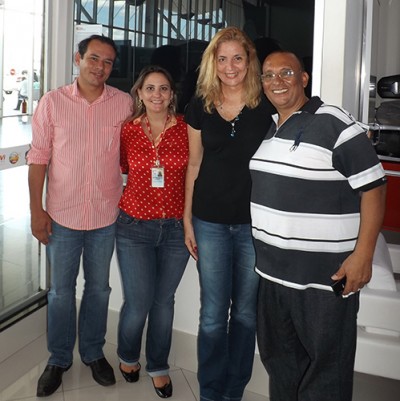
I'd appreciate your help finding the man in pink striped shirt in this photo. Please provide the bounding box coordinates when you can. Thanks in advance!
[27,35,133,397]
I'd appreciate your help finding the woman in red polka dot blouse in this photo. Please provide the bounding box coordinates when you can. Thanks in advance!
[116,65,190,399]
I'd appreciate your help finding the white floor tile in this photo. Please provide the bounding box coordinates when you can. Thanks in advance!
[2,393,65,401]
[181,369,199,400]
[1,339,400,401]
[0,360,56,400]
[181,368,268,401]
[243,391,269,401]
[63,370,197,401]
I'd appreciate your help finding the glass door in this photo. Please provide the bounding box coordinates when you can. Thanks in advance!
[0,0,46,330]
[0,0,43,119]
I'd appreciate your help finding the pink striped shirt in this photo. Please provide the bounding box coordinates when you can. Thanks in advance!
[27,80,133,230]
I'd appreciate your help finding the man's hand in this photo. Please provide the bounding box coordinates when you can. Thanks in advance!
[331,252,372,296]
[31,209,52,245]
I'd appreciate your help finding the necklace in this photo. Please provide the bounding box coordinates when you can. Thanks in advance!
[144,114,170,166]
[217,102,245,138]
[229,114,241,138]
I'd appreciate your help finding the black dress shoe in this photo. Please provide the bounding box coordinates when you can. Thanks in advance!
[36,364,71,397]
[119,362,141,382]
[84,357,116,386]
[152,377,173,398]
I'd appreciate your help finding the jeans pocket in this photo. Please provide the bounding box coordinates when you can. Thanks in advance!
[117,210,137,225]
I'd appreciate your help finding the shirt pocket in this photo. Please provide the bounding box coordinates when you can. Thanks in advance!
[104,125,122,152]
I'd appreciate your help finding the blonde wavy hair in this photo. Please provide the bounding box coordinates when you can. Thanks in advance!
[196,26,262,113]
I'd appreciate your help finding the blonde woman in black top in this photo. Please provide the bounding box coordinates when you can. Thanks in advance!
[184,27,274,401]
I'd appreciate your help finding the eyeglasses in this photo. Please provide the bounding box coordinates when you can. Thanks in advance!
[260,69,298,82]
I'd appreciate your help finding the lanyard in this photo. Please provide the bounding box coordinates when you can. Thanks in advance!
[144,114,170,166]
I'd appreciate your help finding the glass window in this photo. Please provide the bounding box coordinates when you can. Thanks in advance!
[74,0,315,110]
[97,0,111,26]
[0,0,46,330]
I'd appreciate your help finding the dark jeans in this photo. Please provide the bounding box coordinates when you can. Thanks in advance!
[257,279,359,401]
[116,211,189,376]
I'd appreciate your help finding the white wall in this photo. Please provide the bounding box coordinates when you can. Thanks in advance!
[319,0,347,106]
[173,259,200,333]
[342,0,365,119]
[316,0,368,115]
[44,0,74,91]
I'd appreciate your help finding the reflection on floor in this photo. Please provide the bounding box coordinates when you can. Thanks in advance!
[0,166,40,315]
[0,116,41,319]
[0,334,399,401]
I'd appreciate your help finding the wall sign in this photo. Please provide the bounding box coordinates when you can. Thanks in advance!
[0,144,30,170]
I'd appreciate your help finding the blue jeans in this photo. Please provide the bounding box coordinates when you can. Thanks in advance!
[46,221,116,367]
[116,211,189,377]
[193,217,259,401]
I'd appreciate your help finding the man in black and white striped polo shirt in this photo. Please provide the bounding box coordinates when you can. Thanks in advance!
[250,51,387,401]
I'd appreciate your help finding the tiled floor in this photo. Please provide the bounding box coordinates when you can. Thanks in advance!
[0,335,267,401]
[0,333,399,401]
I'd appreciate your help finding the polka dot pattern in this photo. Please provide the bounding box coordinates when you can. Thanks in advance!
[119,114,189,220]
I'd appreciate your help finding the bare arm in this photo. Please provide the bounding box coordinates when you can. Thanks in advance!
[332,184,386,295]
[28,164,52,245]
[183,125,203,260]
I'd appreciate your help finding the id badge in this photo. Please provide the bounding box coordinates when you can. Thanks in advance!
[151,166,165,188]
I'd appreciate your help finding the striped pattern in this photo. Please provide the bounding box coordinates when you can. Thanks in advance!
[27,81,133,230]
[250,97,386,289]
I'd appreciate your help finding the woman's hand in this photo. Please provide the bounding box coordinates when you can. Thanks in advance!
[183,217,198,260]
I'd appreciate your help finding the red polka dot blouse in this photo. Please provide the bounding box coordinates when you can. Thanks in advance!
[119,114,189,220]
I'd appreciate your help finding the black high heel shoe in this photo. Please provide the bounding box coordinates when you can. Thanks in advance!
[152,377,173,398]
[119,362,141,383]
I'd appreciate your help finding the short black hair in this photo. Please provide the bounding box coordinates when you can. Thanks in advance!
[77,34,118,59]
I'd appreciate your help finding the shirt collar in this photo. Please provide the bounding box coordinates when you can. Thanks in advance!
[300,96,323,114]
[272,96,323,124]
[71,78,110,101]
[133,113,178,127]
